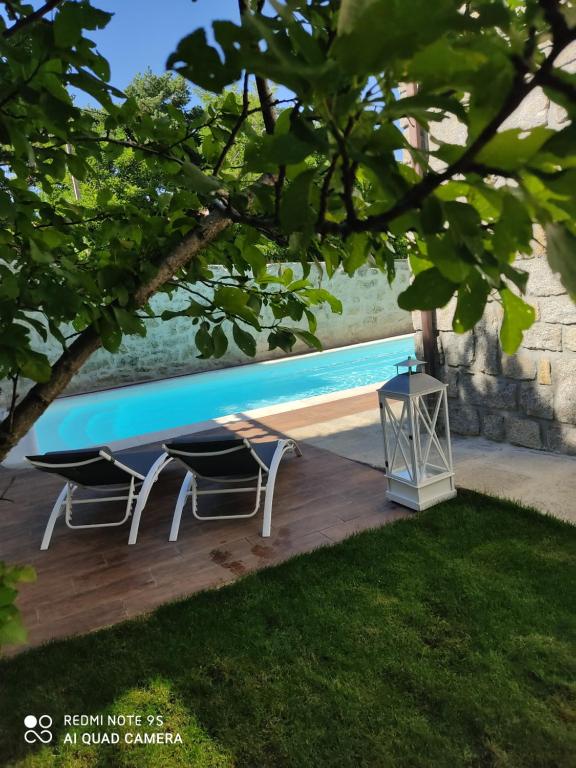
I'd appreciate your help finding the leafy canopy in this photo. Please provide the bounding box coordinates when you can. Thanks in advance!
[0,0,575,647]
[1,0,574,408]
[167,0,576,352]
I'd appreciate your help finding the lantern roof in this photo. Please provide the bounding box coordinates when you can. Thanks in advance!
[395,357,425,372]
[378,359,446,397]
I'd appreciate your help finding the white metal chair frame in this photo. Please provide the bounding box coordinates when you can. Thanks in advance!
[35,450,173,550]
[167,438,301,542]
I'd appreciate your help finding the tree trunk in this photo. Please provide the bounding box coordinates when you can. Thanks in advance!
[0,207,231,462]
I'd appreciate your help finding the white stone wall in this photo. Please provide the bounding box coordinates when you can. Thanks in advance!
[0,261,411,408]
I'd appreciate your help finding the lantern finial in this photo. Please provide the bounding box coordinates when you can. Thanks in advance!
[395,357,426,375]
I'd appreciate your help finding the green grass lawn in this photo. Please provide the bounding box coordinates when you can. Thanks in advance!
[1,490,575,768]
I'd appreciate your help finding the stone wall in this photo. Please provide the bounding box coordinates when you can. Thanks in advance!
[413,253,576,454]
[414,43,576,456]
[0,260,411,410]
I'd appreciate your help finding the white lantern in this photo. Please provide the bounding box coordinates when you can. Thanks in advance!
[378,358,456,511]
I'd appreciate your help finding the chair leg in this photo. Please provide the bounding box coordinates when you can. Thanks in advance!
[261,440,300,538]
[41,483,71,550]
[192,470,263,521]
[169,471,195,542]
[128,453,173,545]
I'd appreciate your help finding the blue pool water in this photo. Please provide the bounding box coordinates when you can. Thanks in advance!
[35,335,414,453]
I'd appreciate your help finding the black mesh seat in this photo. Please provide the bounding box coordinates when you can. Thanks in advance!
[163,435,302,541]
[27,446,172,550]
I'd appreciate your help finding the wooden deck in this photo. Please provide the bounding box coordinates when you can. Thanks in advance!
[1,393,410,652]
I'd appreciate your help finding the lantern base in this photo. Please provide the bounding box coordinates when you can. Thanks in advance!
[386,475,456,512]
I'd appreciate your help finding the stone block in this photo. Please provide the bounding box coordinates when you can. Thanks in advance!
[563,326,576,352]
[554,359,576,424]
[501,354,536,380]
[547,423,576,455]
[521,323,562,351]
[470,330,501,375]
[522,257,566,296]
[520,383,554,420]
[448,404,480,436]
[537,358,552,385]
[435,298,457,331]
[459,373,517,410]
[444,367,459,398]
[539,295,576,325]
[413,330,424,360]
[482,413,505,442]
[411,311,422,331]
[441,331,475,367]
[506,417,542,450]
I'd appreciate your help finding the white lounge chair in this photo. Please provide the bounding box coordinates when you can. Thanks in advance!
[26,447,172,549]
[162,436,301,541]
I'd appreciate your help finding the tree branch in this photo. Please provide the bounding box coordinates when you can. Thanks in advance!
[255,76,277,135]
[2,0,63,38]
[0,206,231,461]
[238,0,277,134]
[321,25,576,235]
[213,73,250,175]
[538,69,576,103]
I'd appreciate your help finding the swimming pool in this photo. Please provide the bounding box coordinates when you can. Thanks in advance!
[20,334,414,458]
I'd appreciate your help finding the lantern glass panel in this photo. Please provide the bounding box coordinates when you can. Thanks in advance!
[411,392,451,481]
[381,396,416,483]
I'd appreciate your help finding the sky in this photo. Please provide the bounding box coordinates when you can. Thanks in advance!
[69,0,242,105]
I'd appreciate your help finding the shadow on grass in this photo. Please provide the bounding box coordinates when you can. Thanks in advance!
[1,490,575,768]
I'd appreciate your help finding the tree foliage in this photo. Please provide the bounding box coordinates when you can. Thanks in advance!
[0,0,576,645]
[0,0,572,463]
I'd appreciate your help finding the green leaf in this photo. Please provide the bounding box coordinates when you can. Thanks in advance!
[19,351,51,383]
[279,169,316,233]
[5,564,36,584]
[97,316,122,353]
[476,127,554,172]
[212,324,228,358]
[337,0,378,34]
[242,245,267,277]
[333,0,464,76]
[0,608,27,646]
[112,308,146,337]
[233,324,256,357]
[453,271,490,333]
[246,133,314,171]
[493,195,533,262]
[29,239,53,264]
[54,2,112,47]
[444,202,482,252]
[268,329,296,353]
[167,29,240,92]
[499,288,536,354]
[398,268,457,311]
[420,196,443,234]
[292,328,322,350]
[321,243,341,278]
[409,252,433,276]
[214,286,252,318]
[195,323,214,358]
[0,585,17,608]
[343,234,369,275]
[0,270,19,300]
[545,223,576,300]
[426,235,471,283]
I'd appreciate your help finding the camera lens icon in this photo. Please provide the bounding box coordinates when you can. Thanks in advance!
[24,715,53,744]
